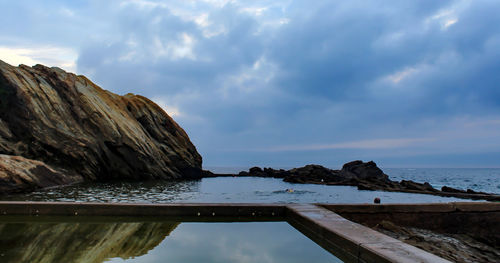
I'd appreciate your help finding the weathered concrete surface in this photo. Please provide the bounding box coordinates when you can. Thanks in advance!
[286,204,451,263]
[322,203,500,262]
[0,202,286,219]
[321,202,500,213]
[0,60,202,193]
[0,154,83,193]
[0,219,177,263]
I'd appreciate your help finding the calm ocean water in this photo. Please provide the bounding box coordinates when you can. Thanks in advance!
[2,168,498,203]
[384,168,500,194]
[208,167,500,194]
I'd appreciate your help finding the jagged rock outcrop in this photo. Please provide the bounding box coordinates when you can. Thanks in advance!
[205,160,500,201]
[232,161,391,186]
[0,220,178,263]
[0,60,202,193]
[340,160,389,182]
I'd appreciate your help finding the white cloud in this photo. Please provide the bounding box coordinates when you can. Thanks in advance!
[194,13,210,27]
[152,33,196,60]
[172,33,196,60]
[219,56,277,97]
[385,67,419,84]
[0,46,78,73]
[120,0,168,9]
[151,97,182,117]
[443,18,458,29]
[264,138,435,152]
[240,7,267,16]
[192,13,228,38]
[426,7,460,31]
[431,9,454,20]
[118,51,137,62]
[279,18,290,25]
[200,0,235,8]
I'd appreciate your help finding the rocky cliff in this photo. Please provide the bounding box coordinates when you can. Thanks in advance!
[0,60,202,193]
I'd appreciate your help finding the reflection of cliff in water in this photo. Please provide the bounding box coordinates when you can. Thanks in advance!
[0,219,179,263]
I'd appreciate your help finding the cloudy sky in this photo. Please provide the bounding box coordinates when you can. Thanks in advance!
[2,0,500,168]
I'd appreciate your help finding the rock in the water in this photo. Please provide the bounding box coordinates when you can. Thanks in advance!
[284,164,346,184]
[400,180,437,192]
[0,154,83,193]
[0,60,202,193]
[207,160,500,201]
[340,160,389,182]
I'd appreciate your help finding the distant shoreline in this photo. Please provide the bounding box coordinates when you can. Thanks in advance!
[202,161,500,202]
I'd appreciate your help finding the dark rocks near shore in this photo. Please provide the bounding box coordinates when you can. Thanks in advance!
[372,221,500,263]
[0,60,202,194]
[205,160,500,201]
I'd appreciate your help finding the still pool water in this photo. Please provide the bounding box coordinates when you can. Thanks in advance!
[0,218,341,263]
[2,176,475,203]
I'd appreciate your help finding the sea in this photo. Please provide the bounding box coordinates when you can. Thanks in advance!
[2,168,498,203]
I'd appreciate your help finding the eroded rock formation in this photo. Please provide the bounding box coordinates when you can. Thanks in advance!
[0,60,202,193]
[0,154,83,193]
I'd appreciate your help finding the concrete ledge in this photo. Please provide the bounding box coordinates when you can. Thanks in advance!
[320,202,500,213]
[0,201,286,219]
[286,204,451,263]
[453,202,500,212]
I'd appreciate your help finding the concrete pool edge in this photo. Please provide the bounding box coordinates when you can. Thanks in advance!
[2,201,491,263]
[0,201,286,218]
[287,204,451,263]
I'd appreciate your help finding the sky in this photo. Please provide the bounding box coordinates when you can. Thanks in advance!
[1,0,500,168]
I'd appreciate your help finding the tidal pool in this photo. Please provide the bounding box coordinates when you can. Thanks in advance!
[3,177,471,203]
[0,217,342,263]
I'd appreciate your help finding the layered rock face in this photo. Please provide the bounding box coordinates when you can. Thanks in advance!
[0,154,83,193]
[0,60,202,193]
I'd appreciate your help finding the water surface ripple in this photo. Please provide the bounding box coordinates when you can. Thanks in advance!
[3,176,489,203]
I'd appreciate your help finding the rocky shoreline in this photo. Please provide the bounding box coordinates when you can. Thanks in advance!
[203,160,500,201]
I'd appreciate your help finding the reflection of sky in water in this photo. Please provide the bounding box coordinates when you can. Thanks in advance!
[3,176,477,203]
[0,219,340,263]
[107,222,341,263]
